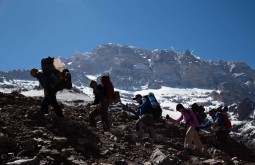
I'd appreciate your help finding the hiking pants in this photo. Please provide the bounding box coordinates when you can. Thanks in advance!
[89,103,110,132]
[184,125,202,150]
[135,114,156,141]
[41,94,63,118]
[216,131,234,156]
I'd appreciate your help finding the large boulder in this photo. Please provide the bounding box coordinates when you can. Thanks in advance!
[237,97,255,120]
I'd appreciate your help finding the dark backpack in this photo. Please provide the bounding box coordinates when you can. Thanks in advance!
[190,103,207,124]
[219,113,232,132]
[41,57,72,92]
[144,92,162,119]
[100,74,115,101]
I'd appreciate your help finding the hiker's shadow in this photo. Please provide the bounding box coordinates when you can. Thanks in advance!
[52,115,101,157]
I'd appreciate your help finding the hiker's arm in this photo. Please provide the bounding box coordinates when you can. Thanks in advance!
[169,115,183,124]
[137,98,148,115]
[97,85,105,102]
[213,113,222,126]
[199,121,211,129]
[36,72,47,89]
[92,97,99,105]
[130,108,140,117]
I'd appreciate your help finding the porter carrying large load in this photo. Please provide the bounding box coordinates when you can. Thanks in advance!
[41,56,72,91]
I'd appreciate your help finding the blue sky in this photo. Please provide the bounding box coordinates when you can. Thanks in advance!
[0,0,254,71]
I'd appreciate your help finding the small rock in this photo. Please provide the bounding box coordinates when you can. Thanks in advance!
[114,159,128,165]
[77,138,89,145]
[32,130,44,136]
[6,156,39,165]
[203,158,222,165]
[53,136,68,149]
[0,133,9,146]
[100,149,110,156]
[2,126,13,135]
[21,140,35,152]
[144,142,152,148]
[67,155,88,165]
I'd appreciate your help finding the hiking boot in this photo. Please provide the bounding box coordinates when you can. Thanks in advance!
[183,147,195,154]
[55,111,64,118]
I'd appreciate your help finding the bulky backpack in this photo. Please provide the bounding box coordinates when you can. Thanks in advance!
[41,56,72,92]
[219,113,232,132]
[191,103,207,124]
[144,92,162,119]
[100,74,115,101]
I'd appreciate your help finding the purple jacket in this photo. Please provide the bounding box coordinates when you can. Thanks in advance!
[170,109,200,127]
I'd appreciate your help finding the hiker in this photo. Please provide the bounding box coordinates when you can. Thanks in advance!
[166,103,203,150]
[88,80,110,132]
[218,106,229,117]
[218,106,232,134]
[127,94,156,141]
[200,109,233,155]
[30,68,64,118]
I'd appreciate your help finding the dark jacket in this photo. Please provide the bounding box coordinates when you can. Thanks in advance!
[36,72,48,89]
[92,84,106,105]
[36,71,57,95]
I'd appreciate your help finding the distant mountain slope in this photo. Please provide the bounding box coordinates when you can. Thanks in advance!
[1,43,255,105]
[61,44,255,104]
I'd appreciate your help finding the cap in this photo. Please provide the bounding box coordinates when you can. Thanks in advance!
[222,106,228,112]
[176,103,184,110]
[89,80,97,88]
[132,94,142,100]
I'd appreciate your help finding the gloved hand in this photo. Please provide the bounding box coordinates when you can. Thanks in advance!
[166,114,170,119]
[30,68,38,78]
[195,127,200,132]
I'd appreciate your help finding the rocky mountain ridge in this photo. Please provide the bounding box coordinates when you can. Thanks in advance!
[1,43,255,105]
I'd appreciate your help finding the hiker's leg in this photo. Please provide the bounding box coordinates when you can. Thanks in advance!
[141,114,156,140]
[49,95,63,118]
[193,130,203,150]
[100,104,110,132]
[217,132,234,156]
[41,96,49,114]
[89,107,100,127]
[147,126,156,141]
[135,118,143,138]
[184,125,195,148]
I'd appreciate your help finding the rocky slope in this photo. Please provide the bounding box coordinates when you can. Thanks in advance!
[0,92,254,165]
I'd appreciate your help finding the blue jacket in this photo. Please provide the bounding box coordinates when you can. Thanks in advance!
[200,112,225,130]
[130,97,149,117]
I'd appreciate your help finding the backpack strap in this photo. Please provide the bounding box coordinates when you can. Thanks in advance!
[142,96,152,114]
[186,109,193,124]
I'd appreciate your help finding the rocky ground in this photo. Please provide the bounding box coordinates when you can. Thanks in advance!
[0,92,255,165]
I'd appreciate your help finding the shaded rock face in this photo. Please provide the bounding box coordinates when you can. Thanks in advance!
[237,97,255,120]
[0,92,254,164]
